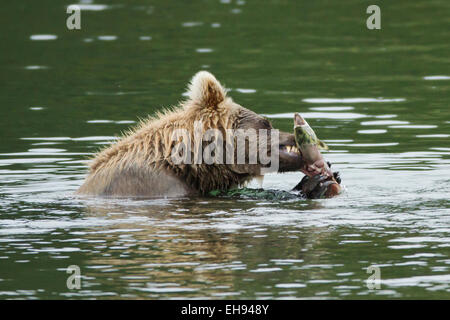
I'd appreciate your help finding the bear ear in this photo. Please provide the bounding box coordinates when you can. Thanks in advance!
[187,71,226,108]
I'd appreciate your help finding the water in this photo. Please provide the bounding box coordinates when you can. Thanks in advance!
[0,0,449,299]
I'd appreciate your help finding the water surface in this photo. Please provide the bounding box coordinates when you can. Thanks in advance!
[0,0,449,299]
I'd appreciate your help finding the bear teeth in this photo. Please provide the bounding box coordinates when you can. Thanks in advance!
[285,146,299,154]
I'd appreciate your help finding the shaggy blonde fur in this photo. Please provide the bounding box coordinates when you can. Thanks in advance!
[77,71,255,197]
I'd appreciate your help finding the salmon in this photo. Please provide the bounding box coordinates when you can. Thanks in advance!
[293,113,332,177]
[293,113,342,198]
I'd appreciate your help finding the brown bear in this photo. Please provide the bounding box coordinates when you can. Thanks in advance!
[77,71,308,198]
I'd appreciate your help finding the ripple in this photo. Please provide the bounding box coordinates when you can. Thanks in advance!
[383,274,450,287]
[423,75,450,80]
[75,4,110,11]
[21,137,71,141]
[250,267,282,273]
[134,287,197,293]
[262,112,367,119]
[340,240,371,244]
[390,236,450,243]
[116,120,135,124]
[75,136,117,141]
[30,34,57,41]
[388,244,427,249]
[86,90,150,96]
[310,106,354,111]
[375,114,398,119]
[1,0,449,302]
[29,148,66,153]
[87,120,135,124]
[33,247,80,253]
[87,120,111,124]
[212,291,241,297]
[97,35,118,41]
[358,129,387,134]
[303,98,406,104]
[235,88,256,93]
[404,253,444,259]
[21,136,118,142]
[275,283,306,288]
[182,22,203,27]
[348,142,399,147]
[270,259,304,264]
[389,125,438,129]
[25,66,48,70]
[430,147,450,151]
[196,48,214,53]
[0,158,68,165]
[361,120,409,126]
[416,134,449,138]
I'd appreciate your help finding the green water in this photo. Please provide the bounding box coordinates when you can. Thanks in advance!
[0,0,449,299]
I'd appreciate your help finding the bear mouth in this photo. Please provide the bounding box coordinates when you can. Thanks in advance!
[279,144,303,162]
[280,145,300,155]
[277,143,305,173]
[279,143,332,178]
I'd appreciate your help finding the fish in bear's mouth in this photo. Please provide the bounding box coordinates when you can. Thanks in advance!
[278,140,328,177]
